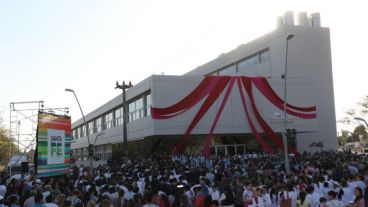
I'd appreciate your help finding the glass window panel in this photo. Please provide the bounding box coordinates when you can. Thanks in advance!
[81,125,86,137]
[260,50,270,63]
[96,117,102,132]
[136,98,143,108]
[145,94,151,116]
[88,121,94,135]
[238,54,258,70]
[78,127,82,138]
[104,112,113,129]
[73,129,77,139]
[115,107,123,126]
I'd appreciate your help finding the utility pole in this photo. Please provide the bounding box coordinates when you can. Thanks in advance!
[115,81,133,159]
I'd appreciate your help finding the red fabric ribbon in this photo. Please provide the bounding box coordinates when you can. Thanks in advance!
[251,77,316,119]
[236,77,275,154]
[151,76,316,156]
[152,76,221,119]
[203,78,236,158]
[173,77,231,154]
[241,77,300,155]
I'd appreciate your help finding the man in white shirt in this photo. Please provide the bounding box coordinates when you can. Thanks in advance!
[305,186,318,207]
[326,191,344,207]
[0,183,6,197]
[261,187,272,207]
[210,184,220,202]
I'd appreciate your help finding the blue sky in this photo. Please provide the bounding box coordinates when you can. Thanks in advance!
[1,0,368,134]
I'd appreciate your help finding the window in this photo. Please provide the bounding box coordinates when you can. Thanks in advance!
[73,129,77,140]
[146,94,151,116]
[96,117,102,132]
[129,97,144,122]
[115,107,124,126]
[238,54,258,69]
[129,102,135,122]
[218,65,236,75]
[88,121,94,135]
[260,50,270,63]
[77,127,82,139]
[81,125,86,138]
[136,98,144,119]
[104,112,113,130]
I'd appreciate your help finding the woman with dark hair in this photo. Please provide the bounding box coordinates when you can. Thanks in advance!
[219,185,234,207]
[298,192,307,207]
[348,187,365,207]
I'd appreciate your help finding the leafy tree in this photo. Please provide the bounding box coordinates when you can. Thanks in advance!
[353,124,368,139]
[0,116,19,167]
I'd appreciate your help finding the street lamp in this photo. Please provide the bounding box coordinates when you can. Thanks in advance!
[354,117,368,128]
[65,88,93,175]
[282,33,294,174]
[115,81,133,159]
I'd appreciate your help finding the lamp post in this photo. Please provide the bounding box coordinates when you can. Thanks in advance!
[354,117,368,129]
[282,34,294,174]
[65,88,93,175]
[115,81,133,159]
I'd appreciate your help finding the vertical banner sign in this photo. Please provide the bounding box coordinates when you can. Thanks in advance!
[35,112,71,177]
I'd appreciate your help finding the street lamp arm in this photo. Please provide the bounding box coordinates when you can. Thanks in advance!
[65,89,90,145]
[354,117,368,128]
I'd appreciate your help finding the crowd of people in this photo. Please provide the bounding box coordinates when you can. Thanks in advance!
[1,151,368,207]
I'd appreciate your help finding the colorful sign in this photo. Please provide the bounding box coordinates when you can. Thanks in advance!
[35,112,71,177]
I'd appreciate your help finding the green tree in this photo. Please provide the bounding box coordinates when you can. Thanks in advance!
[0,117,19,167]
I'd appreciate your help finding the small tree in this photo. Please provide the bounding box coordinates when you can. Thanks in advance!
[0,116,19,166]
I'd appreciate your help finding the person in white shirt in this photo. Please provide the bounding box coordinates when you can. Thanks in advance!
[305,186,317,207]
[339,179,354,206]
[288,188,299,207]
[0,183,6,197]
[326,191,344,207]
[210,184,220,202]
[261,187,272,207]
[243,184,253,206]
[250,188,264,207]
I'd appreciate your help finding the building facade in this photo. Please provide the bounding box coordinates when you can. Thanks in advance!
[71,17,337,165]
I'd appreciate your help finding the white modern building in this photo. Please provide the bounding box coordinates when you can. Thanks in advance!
[71,12,337,165]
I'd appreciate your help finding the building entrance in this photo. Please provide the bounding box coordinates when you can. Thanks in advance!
[210,144,246,156]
